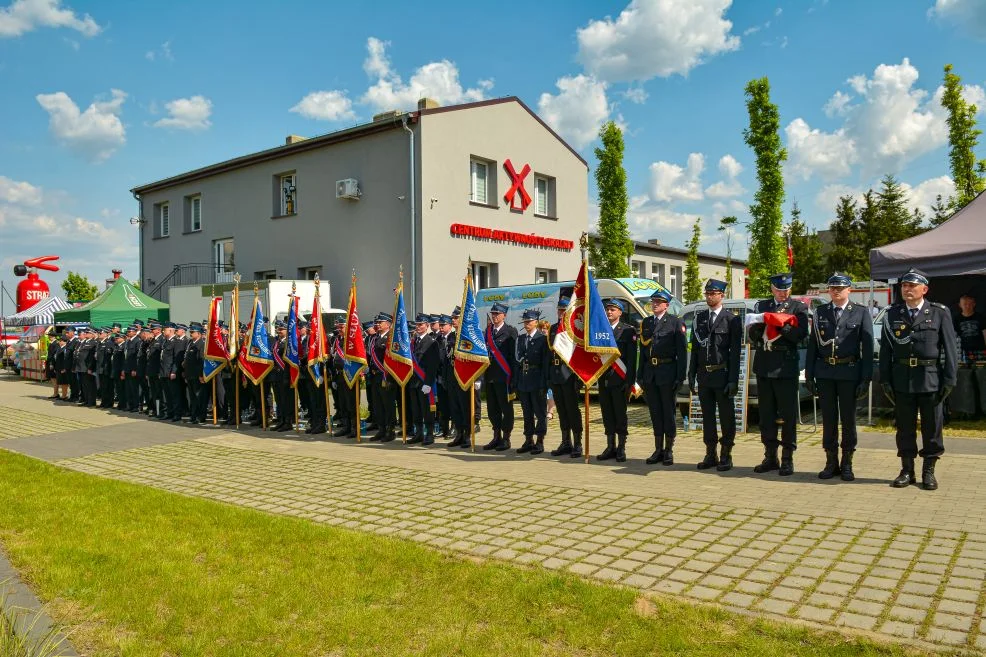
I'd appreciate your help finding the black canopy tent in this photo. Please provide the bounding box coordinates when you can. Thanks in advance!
[870,190,986,307]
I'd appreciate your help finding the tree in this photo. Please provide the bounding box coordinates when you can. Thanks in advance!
[930,194,953,226]
[874,174,923,247]
[787,202,825,294]
[743,77,788,296]
[941,64,986,208]
[683,218,702,303]
[61,271,99,303]
[718,215,738,296]
[826,196,867,281]
[590,121,632,277]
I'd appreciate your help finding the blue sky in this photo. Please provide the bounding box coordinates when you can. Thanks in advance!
[2,0,985,299]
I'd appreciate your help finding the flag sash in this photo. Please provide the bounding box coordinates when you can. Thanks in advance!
[410,345,436,411]
[485,323,511,387]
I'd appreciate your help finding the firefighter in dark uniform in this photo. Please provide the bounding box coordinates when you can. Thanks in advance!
[638,288,687,466]
[747,272,810,476]
[183,322,206,423]
[137,324,151,412]
[272,320,294,431]
[596,298,637,463]
[368,313,397,442]
[100,327,117,408]
[61,326,79,401]
[146,321,164,416]
[482,302,518,451]
[122,324,139,411]
[548,295,584,458]
[329,318,356,437]
[160,322,180,421]
[688,279,742,471]
[111,330,127,407]
[514,308,550,455]
[408,313,440,446]
[362,321,378,433]
[93,327,109,406]
[806,274,874,481]
[74,326,97,407]
[879,268,958,490]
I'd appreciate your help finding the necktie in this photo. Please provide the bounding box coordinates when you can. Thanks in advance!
[834,307,842,322]
[909,308,918,322]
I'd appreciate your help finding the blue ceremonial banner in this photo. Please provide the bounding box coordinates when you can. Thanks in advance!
[384,278,413,386]
[286,294,301,388]
[585,268,618,353]
[203,358,223,381]
[240,293,274,385]
[453,271,489,390]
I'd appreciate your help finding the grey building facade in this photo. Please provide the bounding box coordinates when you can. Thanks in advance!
[132,97,589,316]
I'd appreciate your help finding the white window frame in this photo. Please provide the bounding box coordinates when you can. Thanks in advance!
[470,160,488,205]
[472,261,493,290]
[160,203,170,237]
[670,266,681,298]
[280,174,297,216]
[534,268,556,284]
[190,195,202,232]
[535,176,548,215]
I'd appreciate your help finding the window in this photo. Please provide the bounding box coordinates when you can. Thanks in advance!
[214,239,234,283]
[535,268,557,284]
[669,266,682,298]
[471,261,497,290]
[255,270,277,280]
[278,173,297,216]
[299,266,321,280]
[184,194,202,233]
[652,263,665,286]
[470,160,488,204]
[631,260,646,278]
[533,175,555,217]
[158,202,170,237]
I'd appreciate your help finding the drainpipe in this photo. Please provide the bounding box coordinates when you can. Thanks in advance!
[131,190,144,289]
[402,114,416,314]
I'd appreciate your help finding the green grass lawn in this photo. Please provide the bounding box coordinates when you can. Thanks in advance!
[0,450,933,657]
[861,416,986,439]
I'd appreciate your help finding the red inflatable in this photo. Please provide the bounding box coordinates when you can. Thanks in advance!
[13,255,60,313]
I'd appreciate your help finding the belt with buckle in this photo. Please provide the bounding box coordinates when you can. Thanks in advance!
[705,363,726,372]
[823,356,857,365]
[552,358,560,366]
[650,357,674,365]
[522,363,529,372]
[897,357,937,367]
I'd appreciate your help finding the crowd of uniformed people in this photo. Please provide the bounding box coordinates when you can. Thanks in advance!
[42,266,957,490]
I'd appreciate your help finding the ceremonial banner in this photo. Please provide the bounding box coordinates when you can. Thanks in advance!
[203,296,226,383]
[285,293,301,388]
[342,277,368,388]
[239,294,274,385]
[308,292,327,386]
[384,277,413,386]
[454,271,489,390]
[226,286,239,361]
[552,260,620,386]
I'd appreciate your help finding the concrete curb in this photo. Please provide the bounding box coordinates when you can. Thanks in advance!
[0,545,78,656]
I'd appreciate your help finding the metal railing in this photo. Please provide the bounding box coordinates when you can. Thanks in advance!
[147,263,234,301]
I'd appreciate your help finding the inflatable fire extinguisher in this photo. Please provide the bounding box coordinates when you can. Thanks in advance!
[13,255,60,313]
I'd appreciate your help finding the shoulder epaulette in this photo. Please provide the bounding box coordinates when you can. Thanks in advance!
[932,302,948,311]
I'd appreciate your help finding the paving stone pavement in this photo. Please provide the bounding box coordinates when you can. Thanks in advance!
[3,375,986,652]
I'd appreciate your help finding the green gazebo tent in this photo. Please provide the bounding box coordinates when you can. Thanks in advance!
[54,277,170,326]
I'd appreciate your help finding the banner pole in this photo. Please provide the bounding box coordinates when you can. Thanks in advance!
[323,375,331,430]
[235,365,240,429]
[212,378,217,425]
[470,385,475,452]
[295,385,299,430]
[584,386,590,463]
[355,377,362,443]
[401,386,407,443]
[261,381,267,430]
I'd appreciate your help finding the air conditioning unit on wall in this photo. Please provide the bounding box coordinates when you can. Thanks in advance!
[336,178,361,200]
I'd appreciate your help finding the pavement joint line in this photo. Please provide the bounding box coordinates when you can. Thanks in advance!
[967,556,986,649]
[788,519,853,615]
[917,531,967,642]
[780,520,845,618]
[707,512,791,602]
[748,517,821,606]
[873,527,930,627]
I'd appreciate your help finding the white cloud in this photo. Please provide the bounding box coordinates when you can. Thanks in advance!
[814,183,864,216]
[704,153,745,198]
[145,40,173,62]
[823,90,852,117]
[622,87,648,104]
[290,90,356,121]
[576,0,740,83]
[930,0,986,39]
[537,75,611,149]
[648,152,705,203]
[785,118,857,180]
[36,88,126,162]
[626,194,702,240]
[153,95,212,130]
[0,0,100,38]
[0,176,42,205]
[902,175,955,214]
[359,37,493,112]
[743,25,761,36]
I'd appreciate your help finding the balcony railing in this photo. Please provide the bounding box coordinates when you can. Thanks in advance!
[147,263,235,301]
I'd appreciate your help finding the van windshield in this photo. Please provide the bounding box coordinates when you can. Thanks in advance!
[635,293,684,317]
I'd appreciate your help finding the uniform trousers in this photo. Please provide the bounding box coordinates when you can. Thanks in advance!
[518,388,547,438]
[408,386,434,429]
[448,382,469,431]
[370,378,396,431]
[818,378,858,452]
[147,377,162,415]
[126,374,140,411]
[165,377,181,419]
[80,372,97,406]
[757,376,800,451]
[100,372,115,407]
[551,378,582,436]
[598,380,628,437]
[436,382,449,432]
[894,391,945,458]
[307,379,327,430]
[115,375,126,409]
[698,385,735,448]
[187,378,204,422]
[334,375,355,423]
[275,378,293,424]
[484,380,513,434]
[643,382,677,440]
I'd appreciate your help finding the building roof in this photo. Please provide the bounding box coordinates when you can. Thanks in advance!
[590,234,747,266]
[131,97,586,196]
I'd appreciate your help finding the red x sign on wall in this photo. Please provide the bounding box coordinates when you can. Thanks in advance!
[503,159,532,212]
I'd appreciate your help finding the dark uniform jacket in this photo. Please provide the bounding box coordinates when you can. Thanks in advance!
[879,301,958,394]
[409,332,439,390]
[299,333,310,381]
[137,337,149,378]
[547,323,575,386]
[73,338,95,373]
[483,323,518,387]
[328,333,345,379]
[688,307,742,388]
[100,338,115,375]
[806,302,874,382]
[160,336,178,377]
[515,329,550,392]
[174,335,189,378]
[437,330,455,387]
[599,321,637,390]
[637,313,687,386]
[146,334,163,377]
[748,297,810,378]
[93,338,108,375]
[46,340,60,378]
[111,339,126,377]
[183,337,204,381]
[367,332,389,382]
[62,337,79,372]
[125,335,140,373]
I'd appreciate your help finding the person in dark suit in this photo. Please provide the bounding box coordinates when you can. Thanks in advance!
[124,325,141,411]
[182,323,206,423]
[879,268,958,490]
[271,321,294,431]
[514,308,550,455]
[45,334,61,398]
[61,326,79,402]
[407,313,440,446]
[99,327,116,408]
[52,335,69,399]
[145,321,164,416]
[159,323,181,421]
[482,302,518,451]
[111,331,127,406]
[688,279,743,471]
[448,307,477,449]
[548,296,583,458]
[367,313,397,442]
[328,318,356,437]
[747,272,810,476]
[74,326,97,407]
[806,274,874,481]
[92,327,107,403]
[137,325,151,413]
[638,288,687,466]
[362,321,378,433]
[596,298,637,463]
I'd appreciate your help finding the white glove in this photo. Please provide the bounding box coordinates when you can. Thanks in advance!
[474,381,481,390]
[744,313,764,327]
[421,385,431,394]
[331,381,337,390]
